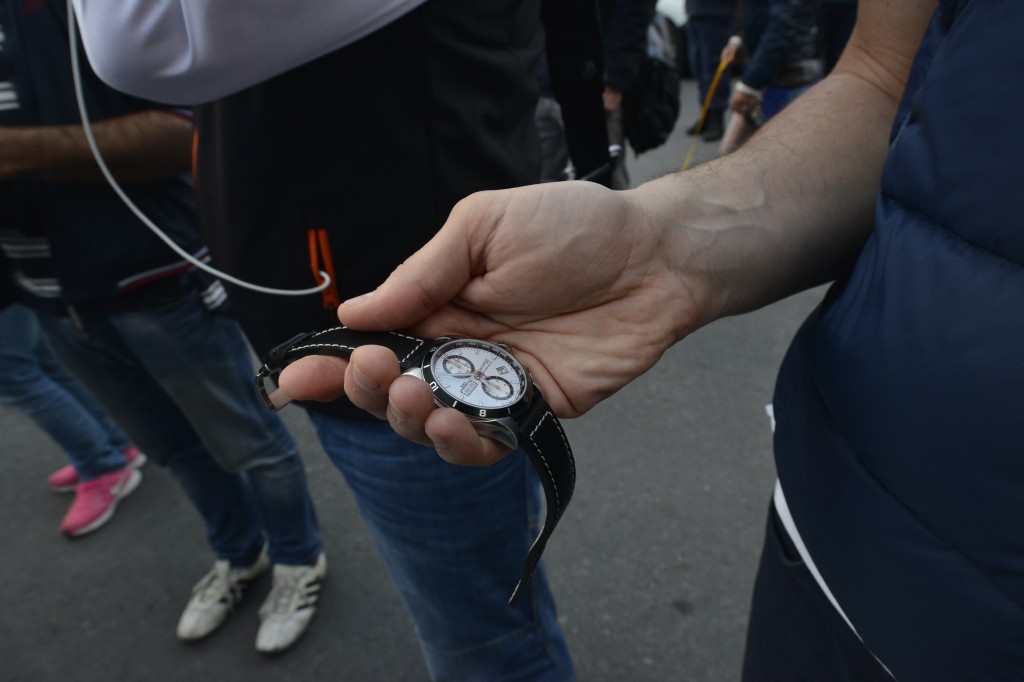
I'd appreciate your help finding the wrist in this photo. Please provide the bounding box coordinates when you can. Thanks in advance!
[632,165,776,328]
[627,176,742,333]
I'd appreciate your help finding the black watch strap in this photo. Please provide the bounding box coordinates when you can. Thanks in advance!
[265,326,430,370]
[256,326,431,411]
[256,325,576,609]
[508,387,576,607]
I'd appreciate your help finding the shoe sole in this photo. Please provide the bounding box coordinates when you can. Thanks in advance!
[63,469,143,537]
[49,453,148,495]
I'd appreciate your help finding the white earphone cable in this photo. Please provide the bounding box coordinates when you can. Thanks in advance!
[66,0,331,298]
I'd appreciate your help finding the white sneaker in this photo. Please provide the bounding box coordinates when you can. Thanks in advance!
[256,552,327,653]
[176,550,270,641]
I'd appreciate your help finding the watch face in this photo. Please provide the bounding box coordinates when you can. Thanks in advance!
[424,338,530,416]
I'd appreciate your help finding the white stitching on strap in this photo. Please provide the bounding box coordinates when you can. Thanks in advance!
[528,409,573,518]
[288,327,425,364]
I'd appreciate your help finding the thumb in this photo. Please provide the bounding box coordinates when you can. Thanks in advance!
[337,204,476,332]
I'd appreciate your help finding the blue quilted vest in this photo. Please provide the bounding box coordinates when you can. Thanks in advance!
[772,1,1024,678]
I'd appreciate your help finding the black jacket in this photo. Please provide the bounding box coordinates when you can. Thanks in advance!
[597,0,660,92]
[0,0,203,314]
[194,0,549,418]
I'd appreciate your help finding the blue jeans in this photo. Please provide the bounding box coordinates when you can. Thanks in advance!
[0,303,130,479]
[762,82,818,121]
[36,280,322,567]
[310,413,574,681]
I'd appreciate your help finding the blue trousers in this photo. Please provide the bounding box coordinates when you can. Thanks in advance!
[311,413,574,681]
[0,303,130,479]
[36,281,322,567]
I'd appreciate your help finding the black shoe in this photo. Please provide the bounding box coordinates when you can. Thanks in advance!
[685,119,701,136]
[700,111,725,142]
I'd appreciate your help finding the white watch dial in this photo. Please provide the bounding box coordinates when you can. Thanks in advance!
[429,339,527,409]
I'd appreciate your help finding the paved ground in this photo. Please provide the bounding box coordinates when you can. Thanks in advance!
[0,81,828,681]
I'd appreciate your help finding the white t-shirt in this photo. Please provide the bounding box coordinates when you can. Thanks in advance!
[69,0,428,104]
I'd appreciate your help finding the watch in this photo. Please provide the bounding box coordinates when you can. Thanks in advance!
[255,326,576,607]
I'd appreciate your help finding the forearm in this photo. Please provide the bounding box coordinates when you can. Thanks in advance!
[634,2,934,331]
[0,111,191,182]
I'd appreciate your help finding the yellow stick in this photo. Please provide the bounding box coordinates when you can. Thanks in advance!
[681,57,732,171]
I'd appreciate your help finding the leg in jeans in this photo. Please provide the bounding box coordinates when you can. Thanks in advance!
[0,304,127,479]
[96,291,322,566]
[311,413,573,682]
[39,309,267,564]
[37,337,132,455]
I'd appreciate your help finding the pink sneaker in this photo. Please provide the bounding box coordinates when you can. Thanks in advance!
[59,464,142,537]
[48,446,147,493]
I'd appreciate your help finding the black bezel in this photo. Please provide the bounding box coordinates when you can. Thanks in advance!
[420,337,533,420]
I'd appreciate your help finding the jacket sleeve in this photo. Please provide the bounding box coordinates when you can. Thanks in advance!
[742,0,818,90]
[69,0,427,104]
[601,0,660,92]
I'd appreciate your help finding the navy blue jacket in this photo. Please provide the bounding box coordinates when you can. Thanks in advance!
[740,0,820,90]
[0,0,203,312]
[773,1,1024,677]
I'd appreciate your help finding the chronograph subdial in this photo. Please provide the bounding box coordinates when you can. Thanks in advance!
[480,375,514,401]
[441,355,475,377]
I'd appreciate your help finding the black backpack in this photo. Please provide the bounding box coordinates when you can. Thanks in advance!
[623,13,681,155]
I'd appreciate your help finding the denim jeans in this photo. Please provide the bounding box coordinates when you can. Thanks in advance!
[0,303,130,479]
[310,413,574,681]
[762,82,817,121]
[36,281,322,567]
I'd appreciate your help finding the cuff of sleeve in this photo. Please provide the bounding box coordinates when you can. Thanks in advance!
[735,81,764,100]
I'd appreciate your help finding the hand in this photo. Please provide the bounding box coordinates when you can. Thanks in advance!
[279,181,701,465]
[730,90,760,117]
[721,37,742,65]
[602,86,623,113]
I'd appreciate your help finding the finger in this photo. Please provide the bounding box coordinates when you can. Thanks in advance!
[277,355,348,402]
[422,408,516,467]
[384,374,440,447]
[344,345,403,419]
[337,191,496,331]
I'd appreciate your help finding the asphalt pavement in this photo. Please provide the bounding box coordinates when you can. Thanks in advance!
[0,81,828,681]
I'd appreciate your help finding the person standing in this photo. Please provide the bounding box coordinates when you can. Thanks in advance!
[719,0,823,155]
[598,0,660,187]
[276,1,1024,678]
[71,0,575,678]
[0,1,325,653]
[0,301,144,534]
[684,0,736,141]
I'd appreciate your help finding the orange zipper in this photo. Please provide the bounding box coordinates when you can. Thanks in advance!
[308,228,341,310]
